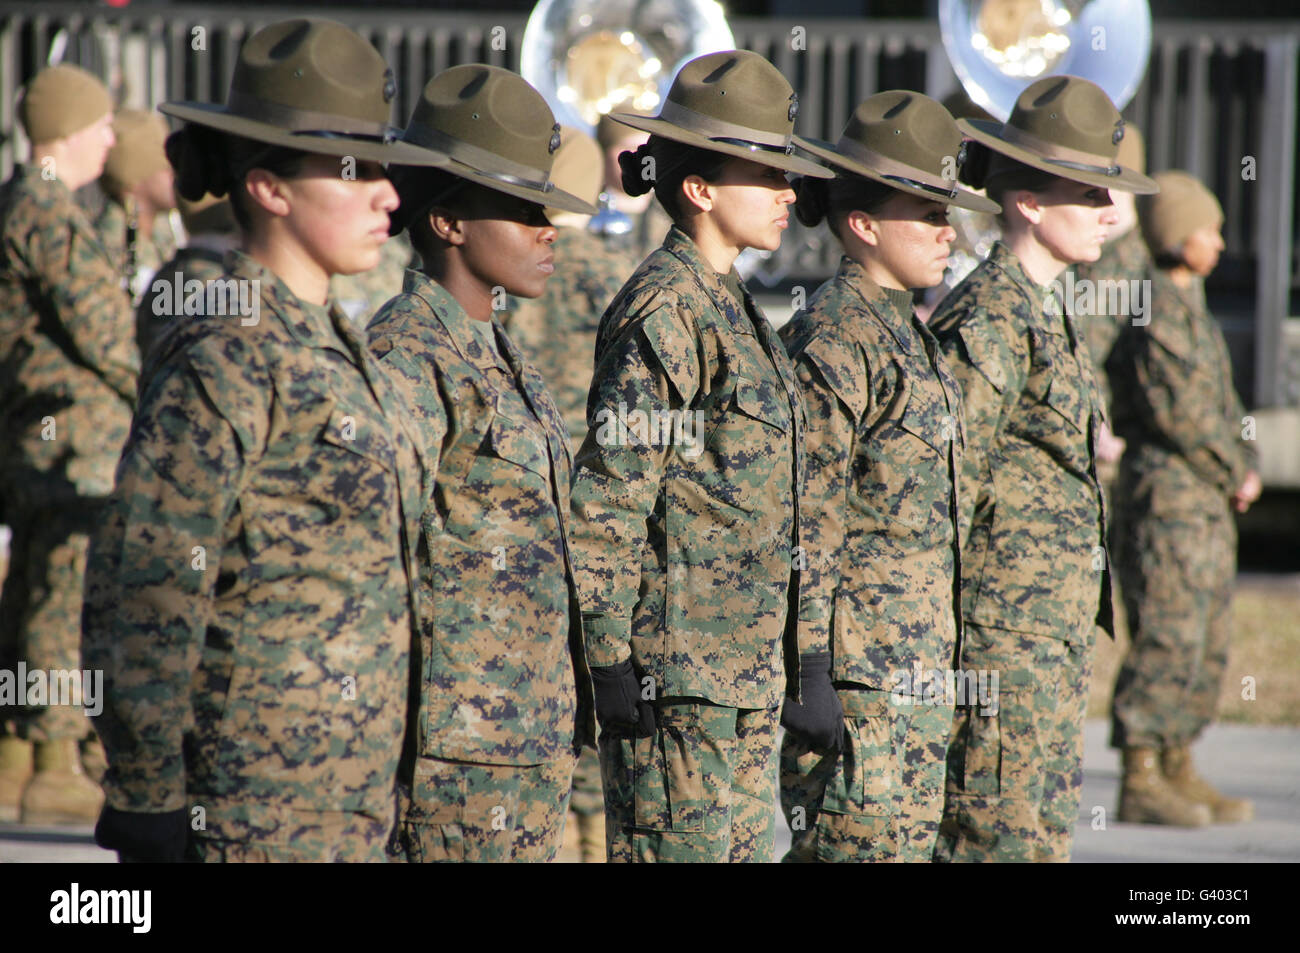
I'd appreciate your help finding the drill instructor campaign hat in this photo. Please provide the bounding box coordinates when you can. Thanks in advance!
[798,91,1001,213]
[609,50,833,179]
[958,75,1158,194]
[158,18,450,167]
[391,64,597,233]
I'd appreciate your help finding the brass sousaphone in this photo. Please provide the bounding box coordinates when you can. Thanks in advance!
[930,0,1152,302]
[941,0,1152,121]
[520,0,736,235]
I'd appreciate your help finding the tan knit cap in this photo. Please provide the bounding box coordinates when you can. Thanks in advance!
[101,109,170,197]
[544,126,603,220]
[20,64,112,143]
[1140,169,1223,254]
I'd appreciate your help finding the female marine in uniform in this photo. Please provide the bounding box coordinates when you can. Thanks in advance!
[565,50,833,863]
[1108,170,1258,826]
[365,65,596,863]
[928,75,1157,862]
[82,18,444,862]
[777,92,999,862]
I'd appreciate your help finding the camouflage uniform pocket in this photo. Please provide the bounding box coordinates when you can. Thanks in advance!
[849,386,948,541]
[398,758,524,863]
[1042,373,1086,433]
[811,692,899,861]
[821,693,897,815]
[633,703,729,832]
[484,408,551,480]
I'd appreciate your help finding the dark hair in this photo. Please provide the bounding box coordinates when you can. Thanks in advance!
[959,140,1059,220]
[165,124,307,229]
[1152,250,1185,270]
[389,165,467,256]
[794,173,897,244]
[617,136,730,221]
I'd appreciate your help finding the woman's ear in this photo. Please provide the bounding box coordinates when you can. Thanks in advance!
[1011,189,1043,226]
[243,168,291,218]
[844,209,879,247]
[428,208,466,246]
[681,174,714,215]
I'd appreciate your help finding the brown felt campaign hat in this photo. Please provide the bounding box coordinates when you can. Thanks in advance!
[159,18,449,167]
[958,75,1158,194]
[610,50,833,179]
[799,91,1001,213]
[393,64,596,231]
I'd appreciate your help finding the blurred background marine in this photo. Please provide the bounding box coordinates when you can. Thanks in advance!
[0,63,135,827]
[94,108,180,307]
[1107,170,1260,827]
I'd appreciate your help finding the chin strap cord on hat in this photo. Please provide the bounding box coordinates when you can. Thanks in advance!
[997,124,1121,178]
[656,100,794,154]
[709,136,797,158]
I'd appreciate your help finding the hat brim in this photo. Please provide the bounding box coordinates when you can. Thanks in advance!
[159,101,452,167]
[386,157,597,236]
[439,158,597,217]
[798,136,1001,214]
[610,112,834,179]
[958,119,1159,195]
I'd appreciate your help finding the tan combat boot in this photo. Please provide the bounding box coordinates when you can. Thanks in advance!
[0,735,34,822]
[1118,747,1212,826]
[576,811,607,864]
[19,738,104,825]
[80,734,108,785]
[1162,745,1254,823]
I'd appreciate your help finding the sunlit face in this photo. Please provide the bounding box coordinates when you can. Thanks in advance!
[59,112,115,190]
[861,192,957,290]
[277,154,398,276]
[1030,177,1120,265]
[1179,222,1224,277]
[453,189,557,299]
[700,157,796,253]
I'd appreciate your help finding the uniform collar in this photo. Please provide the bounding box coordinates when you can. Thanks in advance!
[986,241,1066,329]
[15,163,72,201]
[661,225,754,334]
[401,267,510,373]
[224,249,350,351]
[836,256,920,354]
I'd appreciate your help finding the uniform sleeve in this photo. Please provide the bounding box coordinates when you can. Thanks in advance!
[30,205,139,405]
[568,294,700,667]
[1119,311,1251,496]
[936,308,1026,536]
[366,323,451,497]
[82,337,264,812]
[1227,369,1259,476]
[788,340,869,656]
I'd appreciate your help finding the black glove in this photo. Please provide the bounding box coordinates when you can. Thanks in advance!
[589,659,656,737]
[780,653,845,751]
[95,805,189,863]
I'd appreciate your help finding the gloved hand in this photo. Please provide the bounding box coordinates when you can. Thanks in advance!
[95,805,189,863]
[589,659,656,737]
[780,653,845,751]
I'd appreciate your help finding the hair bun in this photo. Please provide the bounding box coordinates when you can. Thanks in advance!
[793,175,828,228]
[957,139,992,190]
[618,142,655,198]
[166,125,231,202]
